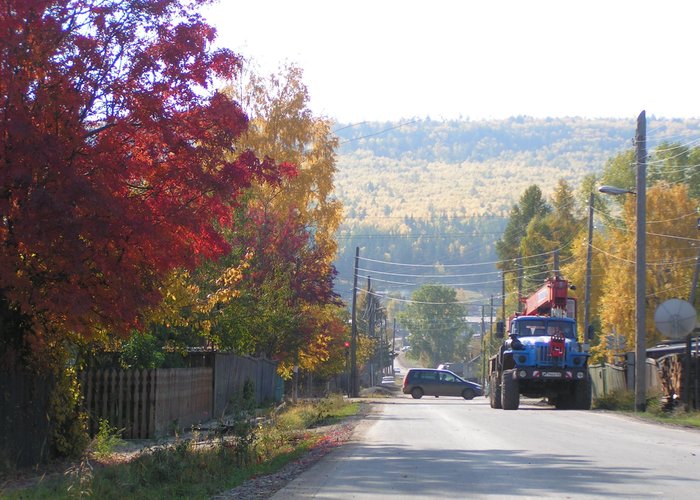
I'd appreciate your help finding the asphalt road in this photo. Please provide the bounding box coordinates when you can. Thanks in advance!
[272,393,700,499]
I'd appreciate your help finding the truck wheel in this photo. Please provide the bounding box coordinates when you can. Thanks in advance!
[501,369,520,410]
[411,387,423,399]
[573,376,592,410]
[489,374,502,409]
[462,388,475,400]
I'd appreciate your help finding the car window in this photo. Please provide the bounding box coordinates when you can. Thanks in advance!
[440,372,456,383]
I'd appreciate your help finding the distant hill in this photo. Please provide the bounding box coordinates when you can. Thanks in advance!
[330,116,700,304]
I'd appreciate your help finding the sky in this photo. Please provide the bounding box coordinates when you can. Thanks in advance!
[202,0,700,123]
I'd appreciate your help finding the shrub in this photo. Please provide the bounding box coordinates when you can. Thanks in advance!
[91,419,125,459]
[592,389,635,411]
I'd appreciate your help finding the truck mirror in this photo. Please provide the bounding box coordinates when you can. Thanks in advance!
[496,321,505,339]
[587,324,594,341]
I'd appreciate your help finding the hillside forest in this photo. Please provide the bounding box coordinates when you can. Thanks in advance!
[332,117,700,366]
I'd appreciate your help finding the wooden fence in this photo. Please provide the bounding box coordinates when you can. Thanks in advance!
[213,353,278,417]
[80,368,211,439]
[80,354,279,439]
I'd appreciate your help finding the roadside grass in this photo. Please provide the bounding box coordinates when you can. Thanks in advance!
[3,395,359,500]
[593,389,700,429]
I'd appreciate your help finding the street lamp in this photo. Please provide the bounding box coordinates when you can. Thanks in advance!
[583,192,595,343]
[597,110,647,412]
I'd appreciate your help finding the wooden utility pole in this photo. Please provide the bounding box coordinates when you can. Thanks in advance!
[517,255,523,308]
[367,276,374,387]
[350,247,359,398]
[634,110,647,412]
[501,272,506,324]
[481,304,486,386]
[584,192,595,339]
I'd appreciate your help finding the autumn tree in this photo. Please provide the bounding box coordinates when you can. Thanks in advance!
[0,1,289,355]
[593,183,698,362]
[149,64,345,376]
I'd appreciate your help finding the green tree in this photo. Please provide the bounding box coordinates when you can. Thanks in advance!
[600,149,636,205]
[398,285,467,367]
[496,185,551,310]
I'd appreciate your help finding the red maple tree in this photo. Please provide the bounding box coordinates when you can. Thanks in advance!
[0,0,286,349]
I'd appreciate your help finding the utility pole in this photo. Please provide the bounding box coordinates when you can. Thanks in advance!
[489,295,494,337]
[517,255,523,308]
[584,192,595,339]
[634,110,647,412]
[367,276,374,387]
[350,247,359,398]
[392,318,396,374]
[501,271,506,325]
[481,305,486,387]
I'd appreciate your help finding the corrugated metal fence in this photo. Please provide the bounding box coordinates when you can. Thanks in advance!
[589,358,662,399]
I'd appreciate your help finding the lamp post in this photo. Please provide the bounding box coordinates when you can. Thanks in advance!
[584,192,594,341]
[597,109,647,412]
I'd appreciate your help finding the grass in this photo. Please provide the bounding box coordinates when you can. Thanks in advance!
[593,389,700,429]
[3,395,359,500]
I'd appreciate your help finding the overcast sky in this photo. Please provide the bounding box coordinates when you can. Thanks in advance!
[202,0,700,123]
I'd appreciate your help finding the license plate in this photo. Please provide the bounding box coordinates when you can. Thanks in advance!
[542,371,563,378]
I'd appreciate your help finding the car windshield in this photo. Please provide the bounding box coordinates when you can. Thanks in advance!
[514,319,575,339]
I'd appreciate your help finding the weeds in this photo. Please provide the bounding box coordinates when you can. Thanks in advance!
[593,390,700,429]
[90,419,124,460]
[4,394,358,499]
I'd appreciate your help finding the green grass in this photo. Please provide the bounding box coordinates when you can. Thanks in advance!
[3,395,360,500]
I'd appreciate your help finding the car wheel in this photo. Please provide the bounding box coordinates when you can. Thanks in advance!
[462,388,475,400]
[411,387,423,399]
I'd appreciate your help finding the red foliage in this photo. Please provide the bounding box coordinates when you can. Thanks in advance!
[0,1,288,341]
[243,205,339,307]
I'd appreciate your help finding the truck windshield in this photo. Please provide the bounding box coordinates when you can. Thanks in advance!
[514,319,575,339]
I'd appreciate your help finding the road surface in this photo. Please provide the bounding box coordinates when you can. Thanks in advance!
[272,394,700,499]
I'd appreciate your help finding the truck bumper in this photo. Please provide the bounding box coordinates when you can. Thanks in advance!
[509,367,588,381]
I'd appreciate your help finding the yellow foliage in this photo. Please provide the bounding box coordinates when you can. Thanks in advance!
[596,183,698,362]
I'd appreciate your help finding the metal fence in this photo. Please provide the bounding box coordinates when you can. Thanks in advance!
[589,358,662,400]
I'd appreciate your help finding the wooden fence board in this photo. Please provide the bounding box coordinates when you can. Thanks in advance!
[80,355,276,439]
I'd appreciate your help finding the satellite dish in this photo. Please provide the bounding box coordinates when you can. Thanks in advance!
[654,299,697,339]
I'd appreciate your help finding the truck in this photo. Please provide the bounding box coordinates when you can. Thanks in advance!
[488,275,592,410]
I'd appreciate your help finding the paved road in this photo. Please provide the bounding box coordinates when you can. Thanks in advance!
[273,395,700,499]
